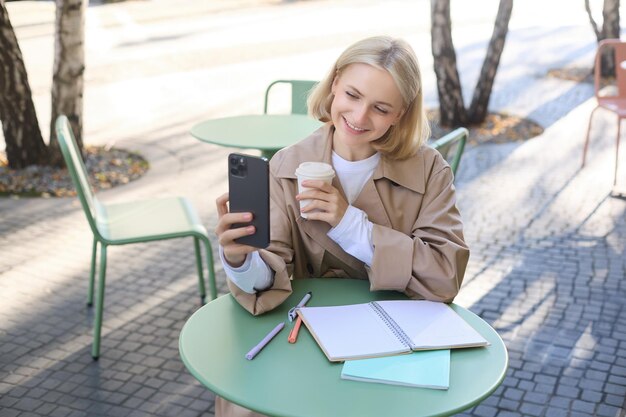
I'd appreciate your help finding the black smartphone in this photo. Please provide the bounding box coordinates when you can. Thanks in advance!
[228,153,270,249]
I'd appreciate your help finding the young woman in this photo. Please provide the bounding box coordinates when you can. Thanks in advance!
[214,36,469,417]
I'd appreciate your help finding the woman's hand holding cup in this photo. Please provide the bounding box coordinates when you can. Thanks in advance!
[295,162,346,227]
[296,179,348,227]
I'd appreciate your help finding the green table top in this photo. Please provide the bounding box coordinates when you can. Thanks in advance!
[179,279,508,417]
[190,114,323,155]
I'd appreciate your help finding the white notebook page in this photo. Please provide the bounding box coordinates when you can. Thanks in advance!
[298,303,408,360]
[376,300,488,349]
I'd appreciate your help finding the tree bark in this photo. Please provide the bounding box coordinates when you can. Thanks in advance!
[585,0,621,76]
[585,0,602,40]
[430,0,467,127]
[468,0,513,124]
[600,0,620,76]
[0,0,48,169]
[49,0,86,166]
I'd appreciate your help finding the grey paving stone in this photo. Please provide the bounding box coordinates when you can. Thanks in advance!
[495,411,521,417]
[572,399,597,414]
[606,394,626,407]
[0,409,21,417]
[519,403,545,417]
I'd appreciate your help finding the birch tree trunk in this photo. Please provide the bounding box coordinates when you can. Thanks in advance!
[468,0,513,124]
[585,0,621,76]
[430,0,513,128]
[49,0,86,167]
[600,0,620,76]
[430,0,467,127]
[0,0,48,169]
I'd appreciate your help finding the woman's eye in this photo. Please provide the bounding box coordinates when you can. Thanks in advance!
[346,91,358,99]
[375,107,389,114]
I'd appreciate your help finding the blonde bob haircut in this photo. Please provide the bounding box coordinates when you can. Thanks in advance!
[308,36,429,160]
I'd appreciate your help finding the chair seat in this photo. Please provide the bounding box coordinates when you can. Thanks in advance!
[98,197,207,244]
[598,97,626,117]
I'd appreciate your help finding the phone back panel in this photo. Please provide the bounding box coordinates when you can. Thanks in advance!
[228,153,270,248]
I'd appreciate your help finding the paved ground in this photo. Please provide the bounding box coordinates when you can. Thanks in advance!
[1,0,626,416]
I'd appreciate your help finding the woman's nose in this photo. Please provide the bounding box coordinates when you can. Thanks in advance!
[352,104,368,124]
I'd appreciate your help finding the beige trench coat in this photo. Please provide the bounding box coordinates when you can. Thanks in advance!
[228,123,469,314]
[217,123,470,417]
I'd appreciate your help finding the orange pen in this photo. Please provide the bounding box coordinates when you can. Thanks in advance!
[288,316,303,344]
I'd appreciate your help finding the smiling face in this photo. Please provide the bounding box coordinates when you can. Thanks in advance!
[330,63,405,161]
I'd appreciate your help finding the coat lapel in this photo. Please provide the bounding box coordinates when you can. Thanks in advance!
[352,176,392,228]
[297,216,365,272]
[272,123,428,274]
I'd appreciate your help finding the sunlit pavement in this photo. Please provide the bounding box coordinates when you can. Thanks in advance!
[1,1,625,416]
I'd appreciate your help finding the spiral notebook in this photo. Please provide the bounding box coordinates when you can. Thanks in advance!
[297,300,489,362]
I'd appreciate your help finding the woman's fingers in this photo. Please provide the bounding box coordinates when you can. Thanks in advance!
[301,179,333,191]
[297,189,332,202]
[217,224,255,246]
[216,192,230,217]
[215,191,259,266]
[223,242,258,257]
[215,212,253,235]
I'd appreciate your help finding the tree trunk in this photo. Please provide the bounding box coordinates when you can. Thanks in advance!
[0,0,48,169]
[585,0,602,41]
[600,0,620,76]
[585,0,621,76]
[430,0,467,127]
[49,0,86,167]
[468,0,513,124]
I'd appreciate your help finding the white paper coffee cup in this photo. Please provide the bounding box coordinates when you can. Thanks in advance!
[295,162,335,218]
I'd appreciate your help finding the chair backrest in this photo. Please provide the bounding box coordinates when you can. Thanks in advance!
[430,127,468,178]
[595,39,626,99]
[263,80,317,115]
[55,115,104,239]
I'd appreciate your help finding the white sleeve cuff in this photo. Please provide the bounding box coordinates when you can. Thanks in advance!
[327,205,374,266]
[219,247,274,294]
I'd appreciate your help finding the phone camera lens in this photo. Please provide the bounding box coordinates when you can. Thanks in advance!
[230,168,239,176]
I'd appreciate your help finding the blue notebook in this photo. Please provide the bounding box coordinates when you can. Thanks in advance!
[341,349,450,390]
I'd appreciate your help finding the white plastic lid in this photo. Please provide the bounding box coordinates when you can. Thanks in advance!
[295,162,335,179]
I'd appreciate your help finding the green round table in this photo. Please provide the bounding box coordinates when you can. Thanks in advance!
[190,114,323,159]
[179,279,508,417]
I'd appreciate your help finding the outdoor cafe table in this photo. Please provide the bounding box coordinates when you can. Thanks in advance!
[190,114,323,159]
[179,278,508,417]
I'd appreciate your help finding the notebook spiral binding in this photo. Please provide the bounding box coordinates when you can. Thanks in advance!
[369,301,416,350]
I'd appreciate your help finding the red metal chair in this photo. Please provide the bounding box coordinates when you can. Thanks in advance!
[582,39,626,185]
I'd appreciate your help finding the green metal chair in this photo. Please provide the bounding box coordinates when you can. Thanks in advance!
[55,115,216,359]
[263,79,317,115]
[430,127,468,179]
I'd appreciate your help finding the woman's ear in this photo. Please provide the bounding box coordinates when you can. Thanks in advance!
[331,75,339,95]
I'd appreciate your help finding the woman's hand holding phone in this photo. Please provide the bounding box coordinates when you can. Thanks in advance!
[215,193,259,268]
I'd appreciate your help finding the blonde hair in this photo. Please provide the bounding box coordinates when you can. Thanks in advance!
[308,36,429,160]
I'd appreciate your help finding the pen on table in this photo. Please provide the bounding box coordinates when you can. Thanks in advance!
[288,316,303,344]
[245,322,285,360]
[288,291,312,322]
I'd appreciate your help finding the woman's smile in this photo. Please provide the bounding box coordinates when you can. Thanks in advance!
[343,116,369,133]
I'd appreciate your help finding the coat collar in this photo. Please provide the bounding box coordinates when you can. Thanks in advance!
[273,122,427,195]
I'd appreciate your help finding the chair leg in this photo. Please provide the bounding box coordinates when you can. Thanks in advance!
[583,106,600,168]
[201,236,217,301]
[92,244,107,360]
[194,237,207,304]
[88,238,98,307]
[615,117,622,186]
